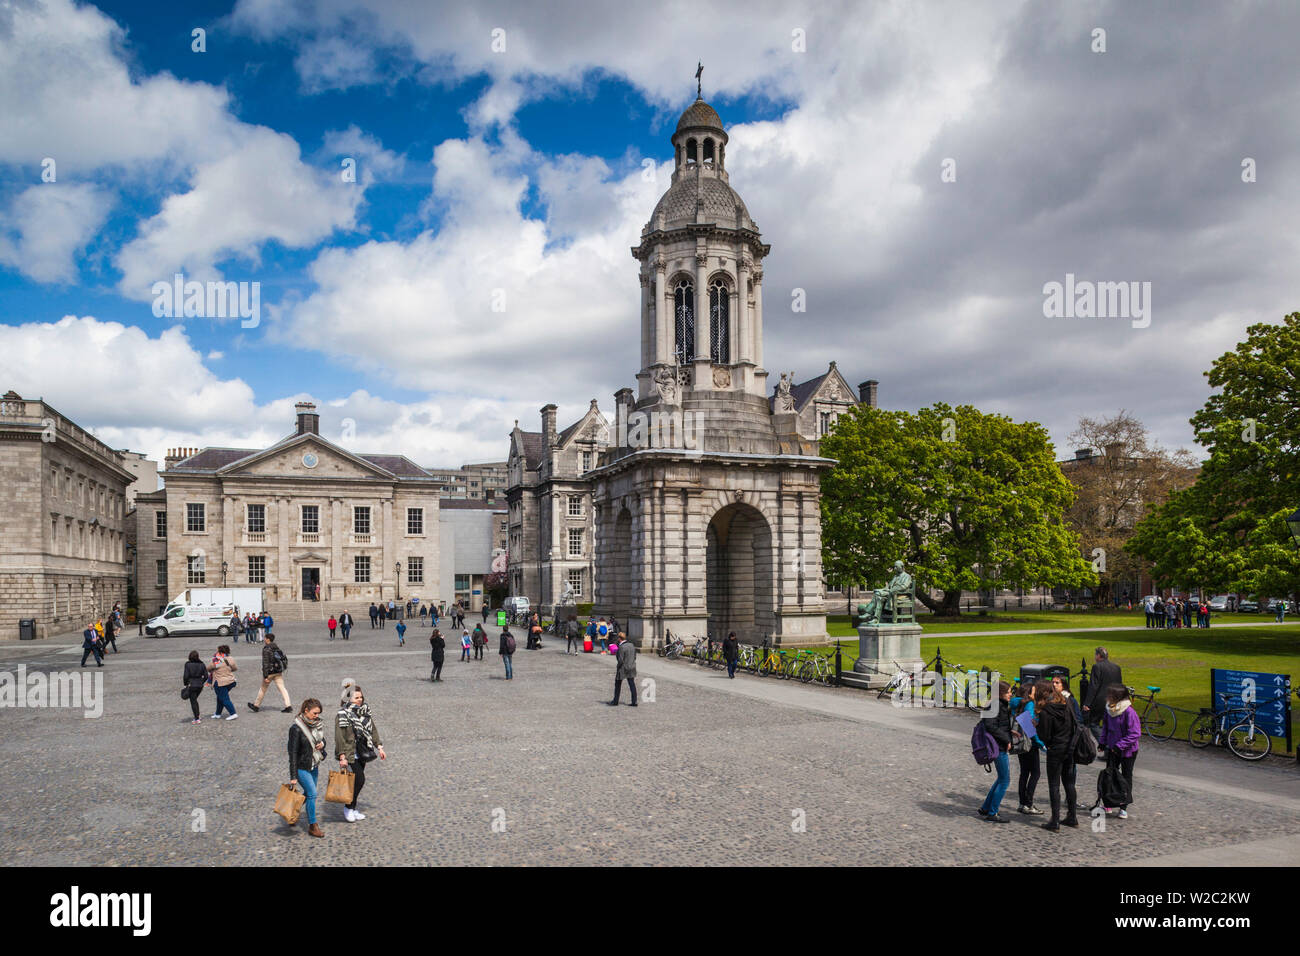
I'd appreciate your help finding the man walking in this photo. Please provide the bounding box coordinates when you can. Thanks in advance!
[80,622,104,667]
[609,635,638,706]
[102,612,119,653]
[481,603,490,625]
[1083,646,1122,736]
[565,615,580,655]
[395,619,407,646]
[247,633,292,713]
[369,603,378,629]
[722,630,739,679]
[499,626,516,680]
[339,609,353,640]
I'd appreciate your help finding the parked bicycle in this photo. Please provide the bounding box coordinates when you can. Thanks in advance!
[658,631,685,660]
[1187,693,1272,760]
[1128,685,1177,741]
[918,653,992,713]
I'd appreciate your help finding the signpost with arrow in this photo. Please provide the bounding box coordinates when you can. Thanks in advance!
[1211,668,1292,753]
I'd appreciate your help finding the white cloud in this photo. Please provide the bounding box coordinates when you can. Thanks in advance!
[0,184,112,282]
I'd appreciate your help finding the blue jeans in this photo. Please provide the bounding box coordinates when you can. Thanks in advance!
[727,659,737,677]
[979,751,1011,815]
[296,767,318,825]
[213,682,236,716]
[503,655,513,679]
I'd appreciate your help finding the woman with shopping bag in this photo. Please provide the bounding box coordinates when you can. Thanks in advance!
[286,698,328,837]
[335,681,385,822]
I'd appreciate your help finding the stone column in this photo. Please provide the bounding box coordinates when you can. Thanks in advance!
[654,256,668,365]
[639,271,651,371]
[221,494,234,586]
[736,257,751,363]
[693,252,709,364]
[382,496,394,600]
[330,498,344,600]
[277,496,290,600]
[752,266,765,369]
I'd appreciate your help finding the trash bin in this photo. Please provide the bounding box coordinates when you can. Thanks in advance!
[18,618,36,641]
[1019,663,1069,689]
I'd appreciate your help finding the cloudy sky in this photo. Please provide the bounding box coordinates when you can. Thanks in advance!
[2,0,1295,470]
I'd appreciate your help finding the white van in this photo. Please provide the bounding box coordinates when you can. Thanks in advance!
[145,604,239,638]
[162,588,263,617]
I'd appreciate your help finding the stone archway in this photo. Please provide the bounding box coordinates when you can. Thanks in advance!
[705,502,774,643]
[607,507,634,622]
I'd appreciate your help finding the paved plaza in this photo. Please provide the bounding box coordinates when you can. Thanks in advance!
[3,622,1298,866]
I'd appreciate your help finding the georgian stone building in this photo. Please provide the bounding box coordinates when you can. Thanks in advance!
[0,391,132,639]
[507,93,876,646]
[150,403,440,609]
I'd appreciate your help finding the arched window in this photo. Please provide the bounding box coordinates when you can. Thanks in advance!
[674,279,695,365]
[703,138,715,163]
[686,138,697,164]
[709,279,730,364]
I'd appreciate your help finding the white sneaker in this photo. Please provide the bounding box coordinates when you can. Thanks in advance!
[353,811,366,820]
[1117,809,1128,819]
[343,808,356,822]
[225,712,238,720]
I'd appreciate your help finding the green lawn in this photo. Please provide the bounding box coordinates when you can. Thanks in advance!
[819,613,1299,750]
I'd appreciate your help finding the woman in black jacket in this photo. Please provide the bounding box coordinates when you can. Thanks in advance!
[182,651,207,724]
[977,681,1014,823]
[429,628,445,682]
[1037,687,1080,831]
[722,631,740,679]
[288,698,327,838]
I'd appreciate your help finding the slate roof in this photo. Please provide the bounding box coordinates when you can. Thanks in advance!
[168,448,259,471]
[439,499,508,511]
[515,430,544,469]
[359,455,433,478]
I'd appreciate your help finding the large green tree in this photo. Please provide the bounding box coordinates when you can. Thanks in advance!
[820,402,1096,615]
[1127,313,1300,597]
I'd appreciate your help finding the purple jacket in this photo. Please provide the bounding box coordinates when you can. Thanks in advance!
[1099,701,1141,756]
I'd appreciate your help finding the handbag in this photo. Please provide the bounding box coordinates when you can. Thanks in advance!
[274,783,306,825]
[1096,749,1132,807]
[325,769,355,804]
[181,686,191,700]
[1010,728,1034,754]
[355,741,378,762]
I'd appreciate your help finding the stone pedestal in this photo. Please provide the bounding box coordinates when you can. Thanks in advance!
[853,623,923,683]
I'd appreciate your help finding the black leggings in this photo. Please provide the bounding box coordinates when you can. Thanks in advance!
[347,759,367,810]
[1045,753,1077,823]
[188,687,202,720]
[474,644,483,659]
[431,661,443,680]
[1116,753,1136,809]
[1016,749,1040,807]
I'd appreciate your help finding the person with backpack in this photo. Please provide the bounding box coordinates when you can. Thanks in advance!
[327,615,338,640]
[499,626,516,680]
[976,681,1014,823]
[1012,680,1050,815]
[1098,684,1140,819]
[1038,684,1081,831]
[429,628,445,681]
[339,609,353,640]
[248,633,292,713]
[182,650,207,723]
[472,622,487,660]
[288,698,328,838]
[596,617,610,654]
[565,615,580,655]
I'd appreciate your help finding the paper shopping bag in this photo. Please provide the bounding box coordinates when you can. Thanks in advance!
[325,769,355,804]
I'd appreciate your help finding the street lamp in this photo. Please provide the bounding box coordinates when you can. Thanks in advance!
[395,561,402,601]
[221,561,228,586]
[1287,508,1300,549]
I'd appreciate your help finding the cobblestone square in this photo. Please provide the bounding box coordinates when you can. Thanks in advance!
[3,623,1297,866]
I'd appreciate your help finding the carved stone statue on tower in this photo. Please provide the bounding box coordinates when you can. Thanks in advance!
[776,372,795,411]
[655,366,679,405]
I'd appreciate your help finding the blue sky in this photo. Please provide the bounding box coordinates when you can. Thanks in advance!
[2,0,1297,467]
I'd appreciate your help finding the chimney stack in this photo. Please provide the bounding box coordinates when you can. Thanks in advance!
[295,401,320,436]
[858,380,878,408]
[541,404,558,450]
[1075,448,1094,461]
[1105,441,1124,459]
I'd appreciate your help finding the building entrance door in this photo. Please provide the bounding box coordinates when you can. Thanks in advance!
[301,567,320,601]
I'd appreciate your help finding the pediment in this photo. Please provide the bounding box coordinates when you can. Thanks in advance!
[220,435,394,480]
[811,368,856,407]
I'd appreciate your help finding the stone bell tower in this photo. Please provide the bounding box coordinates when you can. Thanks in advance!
[592,79,831,650]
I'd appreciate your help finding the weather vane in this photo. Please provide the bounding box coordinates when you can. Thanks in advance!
[695,62,703,98]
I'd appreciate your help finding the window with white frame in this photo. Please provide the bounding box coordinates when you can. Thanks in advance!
[186,502,205,533]
[407,508,423,535]
[187,554,206,584]
[567,495,582,517]
[408,557,423,584]
[354,555,371,583]
[566,568,583,598]
[155,511,167,538]
[819,411,832,436]
[247,555,266,584]
[246,503,266,534]
[567,528,583,557]
[354,506,371,534]
[156,560,167,587]
[301,505,319,534]
[581,451,593,472]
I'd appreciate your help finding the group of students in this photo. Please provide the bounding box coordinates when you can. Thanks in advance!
[1143,594,1209,629]
[979,650,1140,830]
[233,609,274,643]
[80,604,124,666]
[286,679,386,837]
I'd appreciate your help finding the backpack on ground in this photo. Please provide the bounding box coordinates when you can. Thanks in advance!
[504,634,516,654]
[1071,709,1097,765]
[971,721,999,772]
[1095,751,1132,808]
